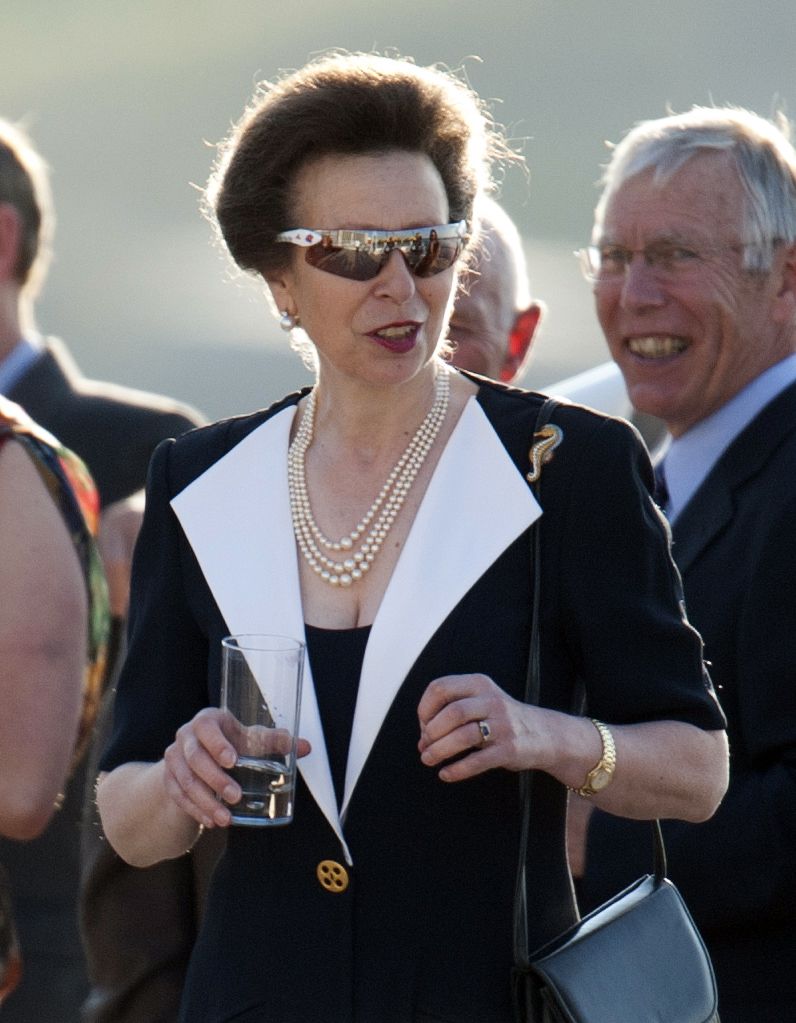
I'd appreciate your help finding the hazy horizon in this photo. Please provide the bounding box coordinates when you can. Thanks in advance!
[6,0,795,418]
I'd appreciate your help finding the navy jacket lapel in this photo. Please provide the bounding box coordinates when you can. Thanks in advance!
[672,381,796,573]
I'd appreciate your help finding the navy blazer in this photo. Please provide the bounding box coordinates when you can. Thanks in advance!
[9,337,202,508]
[103,378,723,1023]
[583,380,796,1023]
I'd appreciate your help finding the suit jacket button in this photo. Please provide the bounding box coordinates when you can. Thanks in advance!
[317,859,349,892]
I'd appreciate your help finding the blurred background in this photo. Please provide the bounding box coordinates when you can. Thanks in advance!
[4,0,795,419]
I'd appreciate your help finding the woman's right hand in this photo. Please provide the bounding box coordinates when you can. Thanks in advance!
[162,708,312,829]
[163,708,242,828]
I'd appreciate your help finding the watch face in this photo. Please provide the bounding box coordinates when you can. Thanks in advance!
[590,767,613,792]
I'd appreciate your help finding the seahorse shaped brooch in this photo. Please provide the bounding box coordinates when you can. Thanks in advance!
[526,424,564,484]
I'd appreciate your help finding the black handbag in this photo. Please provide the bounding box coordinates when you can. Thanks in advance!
[512,397,719,1023]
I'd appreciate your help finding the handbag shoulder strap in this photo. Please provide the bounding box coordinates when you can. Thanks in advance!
[513,397,666,968]
[522,395,560,710]
[513,395,560,965]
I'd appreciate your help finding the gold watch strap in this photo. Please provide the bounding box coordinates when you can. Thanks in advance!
[567,719,616,797]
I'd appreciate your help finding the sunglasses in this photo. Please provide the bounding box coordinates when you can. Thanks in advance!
[275,221,468,281]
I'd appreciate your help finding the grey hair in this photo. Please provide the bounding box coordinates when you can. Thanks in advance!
[594,106,796,271]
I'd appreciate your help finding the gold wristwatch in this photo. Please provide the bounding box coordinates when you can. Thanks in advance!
[568,719,616,797]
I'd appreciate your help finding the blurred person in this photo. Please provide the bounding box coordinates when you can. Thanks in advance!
[575,105,796,1022]
[0,395,108,1005]
[0,116,207,1021]
[447,195,543,382]
[96,52,727,1023]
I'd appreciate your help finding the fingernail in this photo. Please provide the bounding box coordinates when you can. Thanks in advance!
[220,749,236,769]
[223,785,240,804]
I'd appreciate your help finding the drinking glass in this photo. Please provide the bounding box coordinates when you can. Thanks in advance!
[220,634,304,826]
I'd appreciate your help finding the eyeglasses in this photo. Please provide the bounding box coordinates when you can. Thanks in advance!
[577,241,747,283]
[275,221,468,281]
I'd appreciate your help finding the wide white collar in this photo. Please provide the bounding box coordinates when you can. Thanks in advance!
[171,395,541,863]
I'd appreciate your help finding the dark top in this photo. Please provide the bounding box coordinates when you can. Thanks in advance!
[306,624,371,808]
[101,379,725,1023]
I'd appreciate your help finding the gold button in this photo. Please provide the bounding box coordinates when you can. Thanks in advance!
[316,859,349,893]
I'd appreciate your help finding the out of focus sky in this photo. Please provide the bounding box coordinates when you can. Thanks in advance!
[4,0,795,418]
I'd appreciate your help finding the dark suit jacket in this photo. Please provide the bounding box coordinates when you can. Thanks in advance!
[101,380,724,1023]
[582,379,796,1023]
[0,336,208,1023]
[8,337,202,509]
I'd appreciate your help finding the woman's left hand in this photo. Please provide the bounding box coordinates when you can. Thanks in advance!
[417,674,728,821]
[417,673,548,781]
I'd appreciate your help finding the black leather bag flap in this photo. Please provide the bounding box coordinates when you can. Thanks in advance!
[528,876,719,1023]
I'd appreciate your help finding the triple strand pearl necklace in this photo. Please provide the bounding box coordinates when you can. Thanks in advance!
[288,365,450,588]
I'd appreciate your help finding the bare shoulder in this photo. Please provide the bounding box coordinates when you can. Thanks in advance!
[0,439,86,631]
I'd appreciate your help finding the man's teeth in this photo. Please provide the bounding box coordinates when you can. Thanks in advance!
[628,336,688,358]
[378,325,414,338]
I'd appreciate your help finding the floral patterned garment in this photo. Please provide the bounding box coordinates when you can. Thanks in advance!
[0,395,109,768]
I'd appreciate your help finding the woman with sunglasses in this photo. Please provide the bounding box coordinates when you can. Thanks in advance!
[97,53,728,1023]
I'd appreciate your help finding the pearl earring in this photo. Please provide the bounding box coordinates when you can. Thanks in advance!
[279,310,297,332]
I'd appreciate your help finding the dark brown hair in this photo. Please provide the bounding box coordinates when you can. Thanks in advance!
[0,118,53,296]
[205,53,511,278]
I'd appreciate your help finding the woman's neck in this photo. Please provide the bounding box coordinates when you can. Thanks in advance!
[310,360,444,460]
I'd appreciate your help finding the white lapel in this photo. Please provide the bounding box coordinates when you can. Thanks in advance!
[170,406,350,863]
[340,397,541,815]
[170,397,542,861]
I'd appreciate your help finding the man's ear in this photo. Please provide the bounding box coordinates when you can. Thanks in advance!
[773,243,796,326]
[499,301,544,383]
[0,204,22,282]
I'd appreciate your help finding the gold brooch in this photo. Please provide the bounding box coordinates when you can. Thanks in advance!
[526,424,563,483]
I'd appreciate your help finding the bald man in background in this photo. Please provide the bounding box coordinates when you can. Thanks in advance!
[448,197,543,383]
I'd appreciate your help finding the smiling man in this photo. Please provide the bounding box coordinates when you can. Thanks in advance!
[576,106,796,1022]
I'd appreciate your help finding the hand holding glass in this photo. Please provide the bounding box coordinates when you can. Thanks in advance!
[220,635,304,826]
